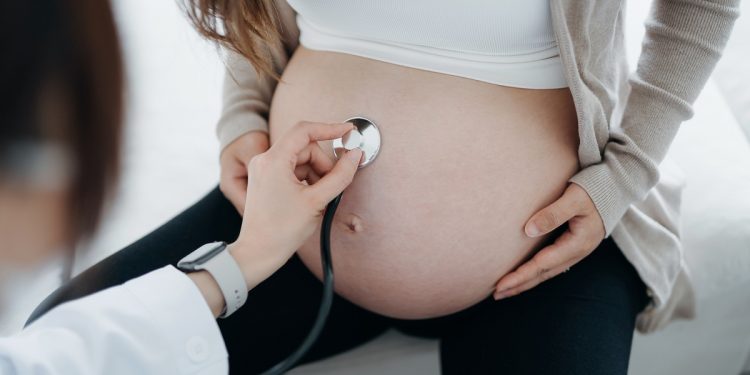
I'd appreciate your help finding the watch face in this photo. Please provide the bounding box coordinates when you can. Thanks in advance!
[178,241,226,270]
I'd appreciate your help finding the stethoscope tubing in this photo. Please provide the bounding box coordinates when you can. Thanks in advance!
[259,192,342,375]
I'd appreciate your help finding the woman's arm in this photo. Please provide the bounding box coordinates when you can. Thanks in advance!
[216,0,300,214]
[568,0,741,237]
[215,0,299,150]
[494,0,741,299]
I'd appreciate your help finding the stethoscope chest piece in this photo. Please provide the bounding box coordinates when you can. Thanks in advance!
[333,116,381,168]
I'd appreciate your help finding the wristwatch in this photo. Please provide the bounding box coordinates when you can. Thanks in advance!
[177,241,248,318]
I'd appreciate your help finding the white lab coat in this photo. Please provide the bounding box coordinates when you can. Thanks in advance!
[0,266,228,374]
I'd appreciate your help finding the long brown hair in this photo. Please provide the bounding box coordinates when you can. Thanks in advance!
[0,0,123,242]
[181,0,283,79]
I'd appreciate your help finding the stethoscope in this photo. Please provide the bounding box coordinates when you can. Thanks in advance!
[261,117,382,375]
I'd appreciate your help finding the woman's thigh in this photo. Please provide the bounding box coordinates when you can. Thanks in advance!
[438,236,650,375]
[26,187,391,374]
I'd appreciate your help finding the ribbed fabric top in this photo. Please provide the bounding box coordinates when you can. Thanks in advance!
[286,0,568,89]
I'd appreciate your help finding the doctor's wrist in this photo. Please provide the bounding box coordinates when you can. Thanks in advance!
[187,270,225,318]
[227,240,287,291]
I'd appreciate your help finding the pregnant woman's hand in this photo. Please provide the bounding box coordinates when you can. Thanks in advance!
[230,122,363,289]
[493,182,605,300]
[220,131,271,215]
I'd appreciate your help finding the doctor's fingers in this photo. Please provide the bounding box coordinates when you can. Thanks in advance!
[294,164,322,185]
[294,142,336,177]
[272,121,355,158]
[306,148,363,207]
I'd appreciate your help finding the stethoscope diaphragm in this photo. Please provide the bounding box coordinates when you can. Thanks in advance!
[333,116,381,168]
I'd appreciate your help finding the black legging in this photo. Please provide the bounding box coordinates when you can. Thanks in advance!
[28,187,649,374]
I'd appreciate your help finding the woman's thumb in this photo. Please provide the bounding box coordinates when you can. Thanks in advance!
[308,149,363,203]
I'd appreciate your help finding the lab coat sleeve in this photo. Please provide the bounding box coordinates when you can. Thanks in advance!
[0,265,228,375]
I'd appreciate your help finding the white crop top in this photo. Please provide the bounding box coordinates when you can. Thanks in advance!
[285,0,568,89]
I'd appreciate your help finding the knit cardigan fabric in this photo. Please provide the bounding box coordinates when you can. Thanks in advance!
[214,0,740,333]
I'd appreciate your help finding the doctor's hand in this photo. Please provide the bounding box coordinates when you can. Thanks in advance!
[229,121,363,290]
[492,182,605,300]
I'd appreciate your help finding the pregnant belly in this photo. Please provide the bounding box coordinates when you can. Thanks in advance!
[268,46,580,319]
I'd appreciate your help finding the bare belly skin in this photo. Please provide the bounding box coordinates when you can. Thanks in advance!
[268,46,580,319]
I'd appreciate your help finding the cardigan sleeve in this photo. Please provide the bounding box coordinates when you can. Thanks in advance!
[567,0,740,237]
[215,0,300,152]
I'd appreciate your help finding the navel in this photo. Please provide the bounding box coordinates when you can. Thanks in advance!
[340,213,365,233]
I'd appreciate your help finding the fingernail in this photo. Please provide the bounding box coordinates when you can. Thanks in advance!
[525,222,541,237]
[346,149,363,163]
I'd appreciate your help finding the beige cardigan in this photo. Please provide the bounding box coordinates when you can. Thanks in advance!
[215,0,740,333]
